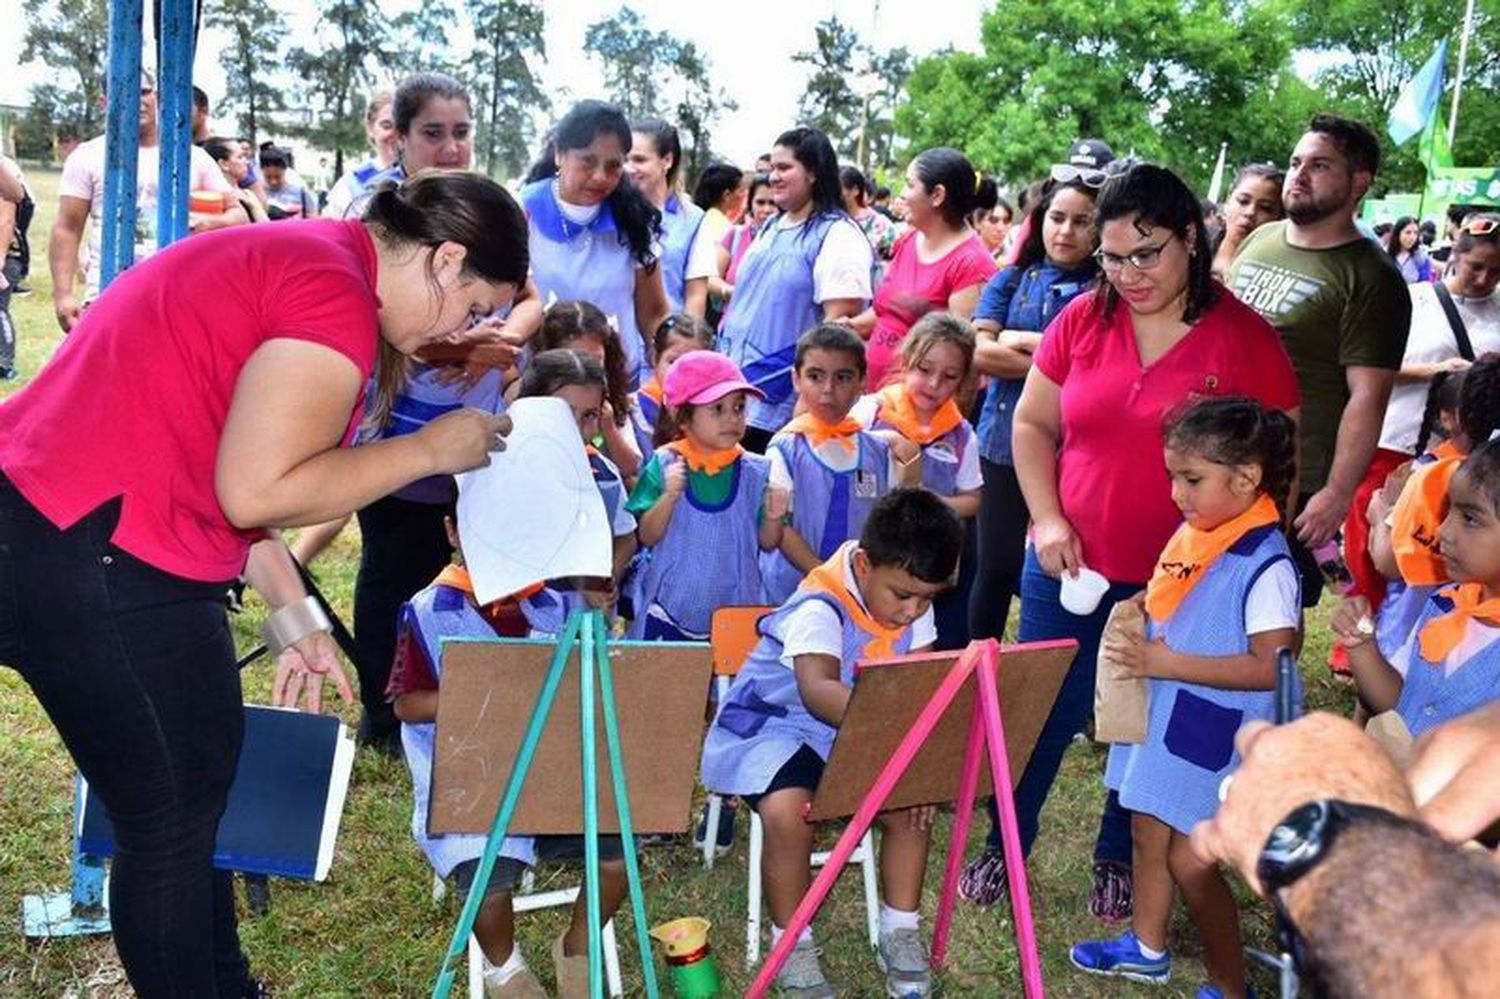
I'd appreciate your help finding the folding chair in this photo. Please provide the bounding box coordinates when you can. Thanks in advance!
[706,608,879,964]
[432,870,624,997]
[701,606,774,870]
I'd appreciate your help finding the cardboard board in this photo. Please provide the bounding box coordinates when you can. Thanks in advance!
[429,638,712,835]
[807,641,1076,822]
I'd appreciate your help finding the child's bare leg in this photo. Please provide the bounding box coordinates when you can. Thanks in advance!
[1129,812,1173,952]
[288,514,350,567]
[472,891,517,965]
[562,858,630,956]
[757,788,816,929]
[1168,831,1248,996]
[876,806,934,911]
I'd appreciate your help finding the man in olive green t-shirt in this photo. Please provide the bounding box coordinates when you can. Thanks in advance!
[1229,113,1410,604]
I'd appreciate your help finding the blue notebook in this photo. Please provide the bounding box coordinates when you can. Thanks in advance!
[76,706,355,881]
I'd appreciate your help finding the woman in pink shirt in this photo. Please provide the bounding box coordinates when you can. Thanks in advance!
[1000,164,1300,918]
[0,172,528,997]
[842,147,997,389]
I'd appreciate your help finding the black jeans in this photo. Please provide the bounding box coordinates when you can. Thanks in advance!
[0,258,20,371]
[969,459,1030,640]
[0,479,250,997]
[353,494,453,737]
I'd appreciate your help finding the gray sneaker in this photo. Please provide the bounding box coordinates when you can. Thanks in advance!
[777,937,836,997]
[877,927,932,998]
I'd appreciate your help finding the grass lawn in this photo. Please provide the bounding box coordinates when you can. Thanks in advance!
[0,170,1357,996]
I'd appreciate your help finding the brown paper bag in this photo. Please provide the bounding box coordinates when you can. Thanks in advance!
[1094,598,1148,744]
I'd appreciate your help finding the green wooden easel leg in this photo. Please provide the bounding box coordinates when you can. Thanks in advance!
[593,615,662,998]
[579,612,605,999]
[430,613,582,999]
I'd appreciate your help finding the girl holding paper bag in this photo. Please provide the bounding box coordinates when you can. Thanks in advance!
[1071,397,1300,999]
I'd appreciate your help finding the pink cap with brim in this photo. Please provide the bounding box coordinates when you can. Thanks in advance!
[663,350,766,406]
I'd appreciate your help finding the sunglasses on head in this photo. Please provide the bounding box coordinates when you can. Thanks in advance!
[1050,163,1109,189]
[1461,216,1499,237]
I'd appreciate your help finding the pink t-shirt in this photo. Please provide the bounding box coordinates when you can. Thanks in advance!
[866,230,996,389]
[1033,288,1301,583]
[0,218,381,582]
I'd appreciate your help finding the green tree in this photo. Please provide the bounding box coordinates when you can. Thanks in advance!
[287,0,394,177]
[1288,0,1500,190]
[391,0,462,78]
[20,0,109,142]
[466,0,549,178]
[205,0,287,145]
[897,0,1316,190]
[792,15,863,154]
[582,6,736,184]
[861,45,913,172]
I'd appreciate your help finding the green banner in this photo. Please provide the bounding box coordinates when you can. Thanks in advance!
[1427,167,1500,205]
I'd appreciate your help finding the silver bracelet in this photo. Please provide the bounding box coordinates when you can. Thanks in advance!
[261,595,332,657]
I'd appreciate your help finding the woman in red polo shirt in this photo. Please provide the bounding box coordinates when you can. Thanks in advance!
[1003,164,1300,918]
[0,171,528,997]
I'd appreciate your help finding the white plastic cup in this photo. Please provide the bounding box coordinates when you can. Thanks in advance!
[1059,567,1110,616]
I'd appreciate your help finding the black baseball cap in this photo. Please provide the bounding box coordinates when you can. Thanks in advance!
[1066,139,1115,170]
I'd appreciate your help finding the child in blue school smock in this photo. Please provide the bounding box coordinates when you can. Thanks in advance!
[625,350,788,641]
[1071,397,1301,999]
[700,488,964,998]
[387,504,629,999]
[762,324,898,605]
[627,313,716,466]
[851,312,983,650]
[509,349,639,637]
[1333,436,1500,741]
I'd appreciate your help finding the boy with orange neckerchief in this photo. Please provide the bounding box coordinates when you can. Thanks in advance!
[701,488,963,997]
[762,323,899,604]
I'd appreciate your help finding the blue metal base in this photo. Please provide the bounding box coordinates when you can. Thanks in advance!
[21,884,112,938]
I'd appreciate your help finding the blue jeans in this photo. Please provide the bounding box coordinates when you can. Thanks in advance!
[983,548,1135,864]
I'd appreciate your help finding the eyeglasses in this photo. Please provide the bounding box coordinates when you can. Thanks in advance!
[1095,239,1173,273]
[1050,163,1109,189]
[1461,216,1499,236]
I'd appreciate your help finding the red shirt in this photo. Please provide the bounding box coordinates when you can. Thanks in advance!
[866,231,996,390]
[1033,287,1300,583]
[0,219,380,582]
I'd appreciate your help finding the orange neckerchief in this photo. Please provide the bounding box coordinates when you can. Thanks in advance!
[661,438,744,476]
[433,563,542,613]
[1418,583,1500,663]
[799,541,905,661]
[1391,456,1463,585]
[1144,494,1281,622]
[1432,439,1463,461]
[638,378,664,406]
[874,384,963,446]
[783,413,863,454]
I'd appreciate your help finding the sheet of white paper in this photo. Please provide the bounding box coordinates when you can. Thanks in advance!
[455,396,611,605]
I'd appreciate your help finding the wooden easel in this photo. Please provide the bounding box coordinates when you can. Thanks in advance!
[430,610,670,999]
[747,638,1075,999]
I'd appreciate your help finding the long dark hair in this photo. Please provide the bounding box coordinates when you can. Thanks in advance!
[632,117,683,188]
[1094,163,1217,322]
[911,147,980,228]
[1013,180,1100,272]
[774,126,844,220]
[1384,215,1418,258]
[525,99,661,269]
[534,301,631,426]
[1164,395,1298,515]
[693,162,743,212]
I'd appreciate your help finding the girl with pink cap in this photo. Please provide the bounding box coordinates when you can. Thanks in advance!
[625,350,789,641]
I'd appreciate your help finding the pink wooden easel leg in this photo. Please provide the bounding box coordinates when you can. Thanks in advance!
[976,644,1046,999]
[930,681,987,966]
[745,647,982,998]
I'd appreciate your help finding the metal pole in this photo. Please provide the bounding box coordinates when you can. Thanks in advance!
[101,0,145,290]
[156,0,197,247]
[1449,0,1477,148]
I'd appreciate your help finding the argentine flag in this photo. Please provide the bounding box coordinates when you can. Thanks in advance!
[1388,40,1448,146]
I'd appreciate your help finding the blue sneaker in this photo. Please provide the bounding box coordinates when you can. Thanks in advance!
[1196,984,1256,999]
[1069,930,1171,984]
